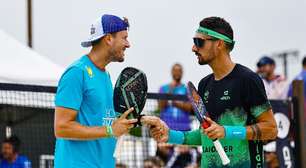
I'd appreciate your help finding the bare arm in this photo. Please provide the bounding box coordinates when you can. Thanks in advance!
[172,101,193,113]
[246,109,278,140]
[54,107,137,140]
[158,100,168,111]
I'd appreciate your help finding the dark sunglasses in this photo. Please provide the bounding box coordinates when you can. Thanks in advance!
[193,38,215,48]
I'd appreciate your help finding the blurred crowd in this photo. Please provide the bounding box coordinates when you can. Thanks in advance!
[0,135,31,168]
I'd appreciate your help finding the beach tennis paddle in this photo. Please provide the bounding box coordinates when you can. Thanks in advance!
[187,81,230,165]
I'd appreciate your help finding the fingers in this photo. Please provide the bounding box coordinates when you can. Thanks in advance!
[204,117,214,124]
[203,122,225,139]
[140,116,160,126]
[204,124,216,134]
[119,107,134,119]
[207,131,218,139]
[124,119,138,124]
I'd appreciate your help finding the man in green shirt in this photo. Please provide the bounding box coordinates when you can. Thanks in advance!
[142,16,277,168]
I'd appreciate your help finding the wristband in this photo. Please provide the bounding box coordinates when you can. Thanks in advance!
[167,130,184,144]
[224,126,246,139]
[106,125,114,137]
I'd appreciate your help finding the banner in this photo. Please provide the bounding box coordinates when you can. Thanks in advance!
[271,100,295,168]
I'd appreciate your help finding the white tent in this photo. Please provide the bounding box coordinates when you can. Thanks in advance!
[0,29,64,86]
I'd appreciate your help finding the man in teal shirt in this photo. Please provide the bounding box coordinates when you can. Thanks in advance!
[54,14,137,168]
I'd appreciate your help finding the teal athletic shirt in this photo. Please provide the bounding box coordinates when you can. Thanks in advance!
[54,55,117,168]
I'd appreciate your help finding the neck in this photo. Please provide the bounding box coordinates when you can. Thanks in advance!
[266,73,276,81]
[87,46,111,70]
[8,154,18,163]
[209,52,235,80]
[171,80,181,87]
[303,66,306,71]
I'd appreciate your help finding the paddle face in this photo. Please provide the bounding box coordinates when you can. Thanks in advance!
[113,67,147,121]
[187,81,209,128]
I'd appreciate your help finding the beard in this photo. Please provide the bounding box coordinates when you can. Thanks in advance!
[110,48,125,62]
[197,54,209,65]
[116,56,124,62]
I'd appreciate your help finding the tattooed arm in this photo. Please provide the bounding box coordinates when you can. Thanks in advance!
[246,109,277,140]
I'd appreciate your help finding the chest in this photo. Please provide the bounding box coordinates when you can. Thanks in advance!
[83,73,114,109]
[201,79,243,119]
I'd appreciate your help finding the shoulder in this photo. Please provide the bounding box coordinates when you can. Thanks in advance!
[274,75,287,84]
[178,83,187,89]
[235,64,263,83]
[65,56,89,73]
[160,83,170,91]
[60,56,90,79]
[198,73,214,88]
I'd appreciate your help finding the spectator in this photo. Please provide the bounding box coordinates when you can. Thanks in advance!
[144,156,164,168]
[158,63,192,131]
[0,135,31,168]
[288,56,306,119]
[157,64,195,166]
[165,145,198,168]
[257,56,288,99]
[256,60,264,77]
[115,163,127,168]
[257,56,286,167]
[155,143,173,165]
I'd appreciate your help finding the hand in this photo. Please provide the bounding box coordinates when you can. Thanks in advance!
[112,108,138,137]
[203,117,225,139]
[141,116,169,143]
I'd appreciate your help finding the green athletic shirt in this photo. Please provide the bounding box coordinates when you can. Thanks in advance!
[182,64,271,168]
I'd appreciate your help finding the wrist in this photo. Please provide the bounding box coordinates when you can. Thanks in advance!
[224,126,246,139]
[168,129,184,144]
[106,125,114,137]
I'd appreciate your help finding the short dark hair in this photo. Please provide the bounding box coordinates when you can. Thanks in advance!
[302,56,306,66]
[2,135,21,153]
[172,63,183,70]
[200,17,234,51]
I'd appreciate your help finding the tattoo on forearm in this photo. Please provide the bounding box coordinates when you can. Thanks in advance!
[254,124,261,140]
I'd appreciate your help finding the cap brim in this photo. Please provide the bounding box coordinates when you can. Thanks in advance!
[81,41,92,48]
[81,34,105,48]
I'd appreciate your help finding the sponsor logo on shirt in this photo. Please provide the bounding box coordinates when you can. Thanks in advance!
[220,90,230,101]
[85,66,94,78]
[203,145,233,153]
[203,91,209,103]
[102,108,116,126]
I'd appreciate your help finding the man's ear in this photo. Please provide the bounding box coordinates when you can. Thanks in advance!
[217,40,225,49]
[104,34,113,46]
[217,40,229,52]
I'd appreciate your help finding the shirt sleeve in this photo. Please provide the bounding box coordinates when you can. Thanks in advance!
[243,74,271,118]
[55,67,84,111]
[183,129,202,146]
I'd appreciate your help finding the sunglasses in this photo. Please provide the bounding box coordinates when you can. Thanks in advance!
[193,38,216,48]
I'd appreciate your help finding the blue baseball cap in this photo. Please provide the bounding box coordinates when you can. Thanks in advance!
[257,56,275,67]
[81,14,129,47]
